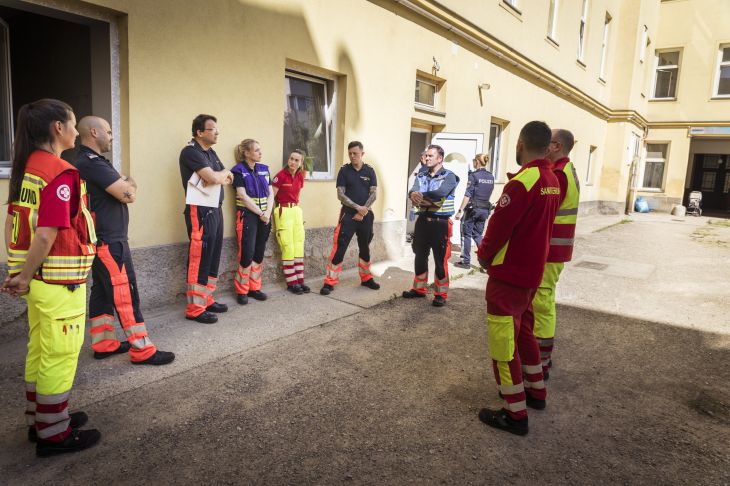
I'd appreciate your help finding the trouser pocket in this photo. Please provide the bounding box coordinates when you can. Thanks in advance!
[487,314,515,362]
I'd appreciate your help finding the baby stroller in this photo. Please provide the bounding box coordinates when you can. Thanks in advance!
[687,191,702,216]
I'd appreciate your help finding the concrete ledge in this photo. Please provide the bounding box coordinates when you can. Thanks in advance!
[639,195,682,213]
[579,200,623,216]
[0,220,406,334]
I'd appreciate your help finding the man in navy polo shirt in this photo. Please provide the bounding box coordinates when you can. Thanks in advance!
[75,116,174,365]
[320,141,380,295]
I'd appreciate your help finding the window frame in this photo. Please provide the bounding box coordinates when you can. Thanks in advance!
[0,18,13,170]
[283,70,337,180]
[503,0,520,13]
[712,43,730,99]
[639,25,649,63]
[586,145,597,185]
[577,0,589,63]
[598,12,612,82]
[547,0,559,43]
[651,49,681,100]
[488,122,504,182]
[639,142,670,191]
[414,78,438,109]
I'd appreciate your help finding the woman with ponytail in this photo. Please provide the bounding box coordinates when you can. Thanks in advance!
[2,99,100,456]
[231,139,273,305]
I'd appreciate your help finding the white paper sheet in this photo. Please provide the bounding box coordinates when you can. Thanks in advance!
[185,173,221,208]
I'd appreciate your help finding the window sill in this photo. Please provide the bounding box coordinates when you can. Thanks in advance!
[710,95,730,100]
[415,105,446,117]
[545,36,559,49]
[638,188,663,193]
[499,2,523,21]
[305,173,335,181]
[576,59,587,70]
[649,97,677,102]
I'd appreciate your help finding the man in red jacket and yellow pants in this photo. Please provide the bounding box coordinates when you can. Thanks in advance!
[477,121,561,436]
[533,129,580,379]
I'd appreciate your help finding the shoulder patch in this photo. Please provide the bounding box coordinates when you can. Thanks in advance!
[512,167,540,192]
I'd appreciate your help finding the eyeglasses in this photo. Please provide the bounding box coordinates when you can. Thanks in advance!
[550,141,561,145]
[203,128,218,132]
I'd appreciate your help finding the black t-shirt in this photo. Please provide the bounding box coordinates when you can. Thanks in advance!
[179,139,225,205]
[336,163,377,213]
[74,144,128,242]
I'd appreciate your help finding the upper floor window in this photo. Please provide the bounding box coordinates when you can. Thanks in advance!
[652,50,680,99]
[598,13,612,81]
[415,78,437,108]
[713,44,730,98]
[547,0,559,42]
[577,0,589,62]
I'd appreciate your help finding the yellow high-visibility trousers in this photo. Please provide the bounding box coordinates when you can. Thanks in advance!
[274,206,304,261]
[24,280,86,441]
[531,262,564,372]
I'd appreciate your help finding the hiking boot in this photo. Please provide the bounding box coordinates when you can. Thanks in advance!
[287,284,304,295]
[432,295,446,307]
[206,302,228,313]
[453,261,471,269]
[28,412,88,443]
[478,408,528,436]
[320,284,334,295]
[93,341,131,360]
[132,350,175,366]
[36,428,101,457]
[526,396,546,410]
[237,294,249,305]
[402,289,426,298]
[186,311,218,324]
[300,283,311,293]
[361,278,380,290]
[249,290,267,301]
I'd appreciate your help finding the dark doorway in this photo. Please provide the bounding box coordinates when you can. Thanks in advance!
[0,3,111,166]
[691,154,730,213]
[405,130,428,236]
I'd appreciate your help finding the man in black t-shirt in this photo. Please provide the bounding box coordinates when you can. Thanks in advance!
[320,141,380,295]
[75,116,174,365]
[179,114,233,324]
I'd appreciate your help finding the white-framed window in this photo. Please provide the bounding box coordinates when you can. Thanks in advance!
[641,143,668,190]
[283,70,336,180]
[586,145,597,184]
[547,0,559,42]
[712,44,730,98]
[0,19,13,168]
[598,13,612,81]
[415,78,437,108]
[652,50,680,99]
[577,0,589,62]
[488,122,503,180]
[639,25,649,63]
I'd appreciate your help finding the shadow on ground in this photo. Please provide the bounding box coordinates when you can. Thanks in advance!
[0,287,728,485]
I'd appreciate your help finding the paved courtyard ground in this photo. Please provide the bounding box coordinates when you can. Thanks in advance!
[0,213,728,485]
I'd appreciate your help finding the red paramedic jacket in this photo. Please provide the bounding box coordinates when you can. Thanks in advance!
[477,158,561,290]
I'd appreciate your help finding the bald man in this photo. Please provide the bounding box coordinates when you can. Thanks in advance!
[74,116,174,366]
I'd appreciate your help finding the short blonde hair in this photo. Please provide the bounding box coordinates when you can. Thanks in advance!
[474,153,490,168]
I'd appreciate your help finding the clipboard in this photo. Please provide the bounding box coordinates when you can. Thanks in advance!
[185,173,221,208]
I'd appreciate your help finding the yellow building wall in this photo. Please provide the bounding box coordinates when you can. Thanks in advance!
[640,128,691,203]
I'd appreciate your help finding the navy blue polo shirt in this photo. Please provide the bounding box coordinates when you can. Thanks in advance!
[179,139,225,205]
[74,144,128,243]
[336,163,377,214]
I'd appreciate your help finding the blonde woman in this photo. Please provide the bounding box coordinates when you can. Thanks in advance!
[271,150,307,294]
[231,139,273,305]
[454,153,494,268]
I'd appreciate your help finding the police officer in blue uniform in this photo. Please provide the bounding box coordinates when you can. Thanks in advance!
[454,153,494,269]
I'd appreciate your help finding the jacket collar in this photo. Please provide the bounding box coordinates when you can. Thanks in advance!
[507,158,551,180]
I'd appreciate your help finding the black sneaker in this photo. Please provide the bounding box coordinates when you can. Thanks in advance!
[93,341,131,360]
[186,311,218,324]
[206,302,228,313]
[287,284,304,295]
[361,279,380,290]
[543,369,550,381]
[432,295,446,307]
[237,294,248,305]
[526,396,546,410]
[453,261,471,269]
[402,289,426,298]
[249,290,268,301]
[478,408,528,436]
[300,284,311,293]
[36,428,101,457]
[320,284,334,295]
[28,411,88,443]
[132,350,175,366]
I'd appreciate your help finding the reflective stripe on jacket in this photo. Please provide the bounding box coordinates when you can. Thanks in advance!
[8,151,97,285]
[412,167,459,217]
[548,158,580,263]
[232,162,270,211]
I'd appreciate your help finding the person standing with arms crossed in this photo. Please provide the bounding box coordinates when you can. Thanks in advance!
[231,139,274,305]
[402,144,458,307]
[3,99,100,456]
[272,149,308,294]
[533,129,580,379]
[454,153,494,269]
[320,141,380,295]
[179,115,233,324]
[75,116,174,365]
[476,121,560,436]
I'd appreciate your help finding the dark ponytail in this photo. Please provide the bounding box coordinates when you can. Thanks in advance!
[8,99,73,203]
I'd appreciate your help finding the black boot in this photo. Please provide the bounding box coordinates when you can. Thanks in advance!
[28,411,88,443]
[206,302,228,313]
[361,279,380,290]
[186,311,218,324]
[132,350,176,366]
[478,408,528,436]
[248,290,268,301]
[93,341,131,360]
[36,428,101,457]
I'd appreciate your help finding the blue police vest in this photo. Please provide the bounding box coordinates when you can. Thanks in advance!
[414,168,457,216]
